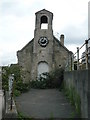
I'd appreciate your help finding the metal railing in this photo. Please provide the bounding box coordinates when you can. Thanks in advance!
[65,38,90,71]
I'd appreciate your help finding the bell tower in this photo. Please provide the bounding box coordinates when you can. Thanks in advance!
[35,9,53,30]
[33,9,53,53]
[32,9,54,79]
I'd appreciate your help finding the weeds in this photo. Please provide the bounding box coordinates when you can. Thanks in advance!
[62,84,81,117]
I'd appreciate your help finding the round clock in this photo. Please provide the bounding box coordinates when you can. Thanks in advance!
[38,37,49,47]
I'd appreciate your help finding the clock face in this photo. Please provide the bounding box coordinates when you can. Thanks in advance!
[38,37,49,47]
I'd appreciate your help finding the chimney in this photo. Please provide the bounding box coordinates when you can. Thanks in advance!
[60,34,64,45]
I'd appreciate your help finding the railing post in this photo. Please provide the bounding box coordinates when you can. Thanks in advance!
[72,54,74,70]
[85,40,88,69]
[67,57,69,71]
[77,47,79,70]
[68,54,71,71]
[70,56,72,71]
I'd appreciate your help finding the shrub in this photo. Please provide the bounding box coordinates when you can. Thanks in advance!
[30,68,64,89]
[2,66,10,91]
[2,64,31,97]
[14,89,21,97]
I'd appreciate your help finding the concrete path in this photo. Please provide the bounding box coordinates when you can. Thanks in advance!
[0,90,4,120]
[0,93,2,120]
[15,89,79,119]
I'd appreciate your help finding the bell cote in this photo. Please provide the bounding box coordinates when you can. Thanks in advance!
[35,9,53,30]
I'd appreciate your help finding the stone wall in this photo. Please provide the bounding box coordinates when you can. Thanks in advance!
[53,37,71,69]
[17,40,33,82]
[64,70,90,118]
[17,36,72,82]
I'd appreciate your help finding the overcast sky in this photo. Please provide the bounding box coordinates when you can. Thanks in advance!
[0,0,89,66]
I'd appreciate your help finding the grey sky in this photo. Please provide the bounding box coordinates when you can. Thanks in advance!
[0,0,89,66]
[89,1,90,38]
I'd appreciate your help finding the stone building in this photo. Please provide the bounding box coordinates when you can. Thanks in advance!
[17,9,72,82]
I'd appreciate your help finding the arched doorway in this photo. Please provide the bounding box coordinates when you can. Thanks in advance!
[37,61,49,77]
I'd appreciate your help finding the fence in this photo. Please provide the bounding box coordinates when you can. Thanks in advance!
[65,38,90,71]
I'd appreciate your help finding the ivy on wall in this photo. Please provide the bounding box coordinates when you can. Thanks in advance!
[2,64,30,96]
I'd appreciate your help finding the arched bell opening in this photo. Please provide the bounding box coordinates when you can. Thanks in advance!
[40,15,48,29]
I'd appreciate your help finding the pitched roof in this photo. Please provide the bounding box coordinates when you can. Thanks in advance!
[17,38,34,52]
[35,9,53,15]
[53,36,73,54]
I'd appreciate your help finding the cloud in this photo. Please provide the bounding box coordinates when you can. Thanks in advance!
[0,51,17,66]
[88,1,90,38]
[54,17,88,46]
[1,0,45,17]
[0,41,18,66]
[0,0,89,66]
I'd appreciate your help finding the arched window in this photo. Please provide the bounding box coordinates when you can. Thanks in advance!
[40,16,48,29]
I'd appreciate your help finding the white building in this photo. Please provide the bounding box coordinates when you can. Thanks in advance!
[88,2,90,47]
[0,67,2,90]
[0,66,2,120]
[82,2,90,66]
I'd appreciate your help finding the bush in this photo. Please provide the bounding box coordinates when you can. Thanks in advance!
[2,64,31,97]
[14,89,21,97]
[30,68,64,89]
[14,80,31,93]
[2,66,10,91]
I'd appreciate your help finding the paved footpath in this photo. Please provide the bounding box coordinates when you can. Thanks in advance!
[15,89,79,119]
[0,93,2,120]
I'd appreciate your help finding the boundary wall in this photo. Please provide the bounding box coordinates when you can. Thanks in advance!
[64,70,90,118]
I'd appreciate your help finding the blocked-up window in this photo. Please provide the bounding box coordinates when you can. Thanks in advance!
[40,15,48,29]
[37,61,49,77]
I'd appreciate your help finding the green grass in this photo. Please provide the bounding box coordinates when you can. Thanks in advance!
[62,84,81,117]
[17,111,34,120]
